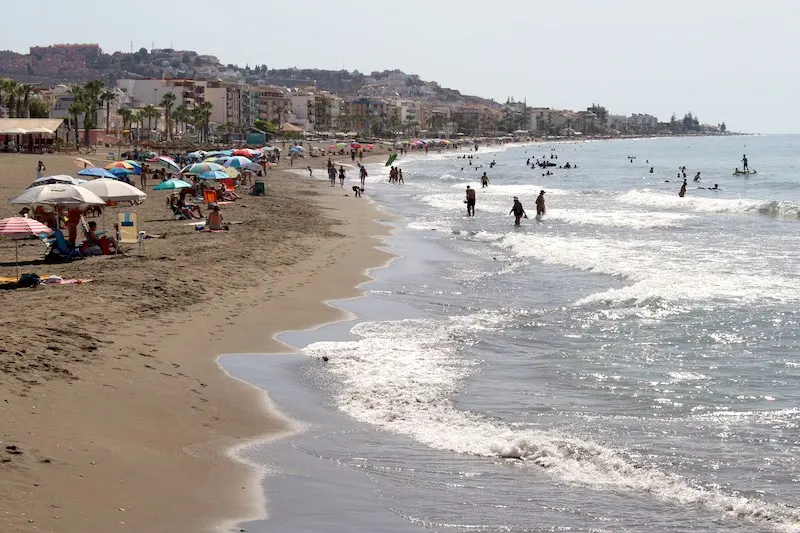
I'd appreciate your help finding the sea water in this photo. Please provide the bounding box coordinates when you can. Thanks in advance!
[225,135,800,533]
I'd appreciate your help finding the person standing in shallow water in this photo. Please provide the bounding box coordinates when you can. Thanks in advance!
[679,179,687,198]
[509,196,527,226]
[481,172,489,188]
[338,166,346,188]
[536,190,546,216]
[465,185,476,216]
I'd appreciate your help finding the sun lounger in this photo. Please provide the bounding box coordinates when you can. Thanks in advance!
[45,230,83,262]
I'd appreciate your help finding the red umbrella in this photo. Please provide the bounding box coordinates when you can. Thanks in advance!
[0,217,54,281]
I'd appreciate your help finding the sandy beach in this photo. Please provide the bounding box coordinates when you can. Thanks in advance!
[0,148,393,532]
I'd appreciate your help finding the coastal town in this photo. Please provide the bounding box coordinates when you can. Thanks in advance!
[0,43,728,146]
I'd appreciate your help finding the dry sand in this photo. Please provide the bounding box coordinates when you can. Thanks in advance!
[0,148,394,532]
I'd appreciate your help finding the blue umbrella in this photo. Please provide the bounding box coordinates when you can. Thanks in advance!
[123,160,142,175]
[78,167,117,179]
[153,178,192,191]
[198,170,229,181]
[108,167,134,176]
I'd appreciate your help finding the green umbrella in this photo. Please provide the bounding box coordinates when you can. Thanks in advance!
[385,153,398,167]
[153,178,192,191]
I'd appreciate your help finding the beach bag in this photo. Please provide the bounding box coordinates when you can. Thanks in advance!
[17,273,41,288]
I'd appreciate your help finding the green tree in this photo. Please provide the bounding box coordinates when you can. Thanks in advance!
[254,118,278,135]
[28,95,50,118]
[141,104,157,137]
[173,104,189,136]
[160,91,176,140]
[195,101,213,142]
[118,108,134,133]
[99,89,117,133]
[67,102,84,146]
[17,83,33,118]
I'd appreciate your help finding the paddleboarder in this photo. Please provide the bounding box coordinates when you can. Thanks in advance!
[742,154,749,172]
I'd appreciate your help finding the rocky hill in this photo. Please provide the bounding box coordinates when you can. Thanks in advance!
[0,44,499,108]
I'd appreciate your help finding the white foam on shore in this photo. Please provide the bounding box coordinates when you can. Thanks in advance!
[495,232,800,305]
[304,315,800,532]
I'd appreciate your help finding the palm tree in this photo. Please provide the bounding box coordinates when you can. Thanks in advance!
[5,81,20,118]
[195,101,213,142]
[141,104,156,138]
[160,92,176,141]
[99,89,117,133]
[131,110,143,141]
[0,79,9,117]
[71,81,104,145]
[173,104,188,137]
[118,108,133,132]
[67,103,83,147]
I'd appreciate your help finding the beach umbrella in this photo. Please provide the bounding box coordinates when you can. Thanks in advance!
[181,162,226,175]
[78,167,117,179]
[289,145,303,152]
[123,160,142,175]
[224,167,240,178]
[232,148,259,157]
[10,184,106,210]
[107,167,134,177]
[198,170,229,181]
[29,175,79,188]
[223,156,261,170]
[78,179,147,203]
[105,161,135,171]
[187,151,205,160]
[0,217,54,280]
[385,153,398,166]
[157,156,181,172]
[153,178,192,191]
[73,157,94,169]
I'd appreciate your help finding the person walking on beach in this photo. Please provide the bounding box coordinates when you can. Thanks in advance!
[398,169,404,184]
[328,165,336,187]
[360,165,368,188]
[679,179,687,198]
[509,196,527,227]
[742,154,749,171]
[536,190,546,216]
[338,166,346,188]
[465,185,476,216]
[481,172,489,188]
[36,160,46,179]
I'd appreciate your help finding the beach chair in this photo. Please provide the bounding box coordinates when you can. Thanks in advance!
[251,180,266,196]
[45,230,82,261]
[222,178,236,192]
[203,189,218,207]
[117,212,143,254]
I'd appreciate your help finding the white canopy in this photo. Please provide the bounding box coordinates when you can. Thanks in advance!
[9,184,105,208]
[28,175,80,188]
[78,179,146,203]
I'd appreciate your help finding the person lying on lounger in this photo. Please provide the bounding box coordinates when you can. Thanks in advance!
[178,190,203,218]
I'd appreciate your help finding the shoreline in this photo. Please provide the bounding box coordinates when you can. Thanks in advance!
[0,150,395,533]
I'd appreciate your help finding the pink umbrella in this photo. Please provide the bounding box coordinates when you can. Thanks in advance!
[0,217,54,280]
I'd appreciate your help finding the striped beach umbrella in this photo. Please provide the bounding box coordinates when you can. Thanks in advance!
[105,161,135,171]
[198,170,229,181]
[0,217,55,280]
[181,162,226,175]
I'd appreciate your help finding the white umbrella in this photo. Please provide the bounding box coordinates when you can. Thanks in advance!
[28,175,79,188]
[9,184,106,208]
[78,178,146,203]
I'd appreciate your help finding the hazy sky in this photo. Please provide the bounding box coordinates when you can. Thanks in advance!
[3,0,798,133]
